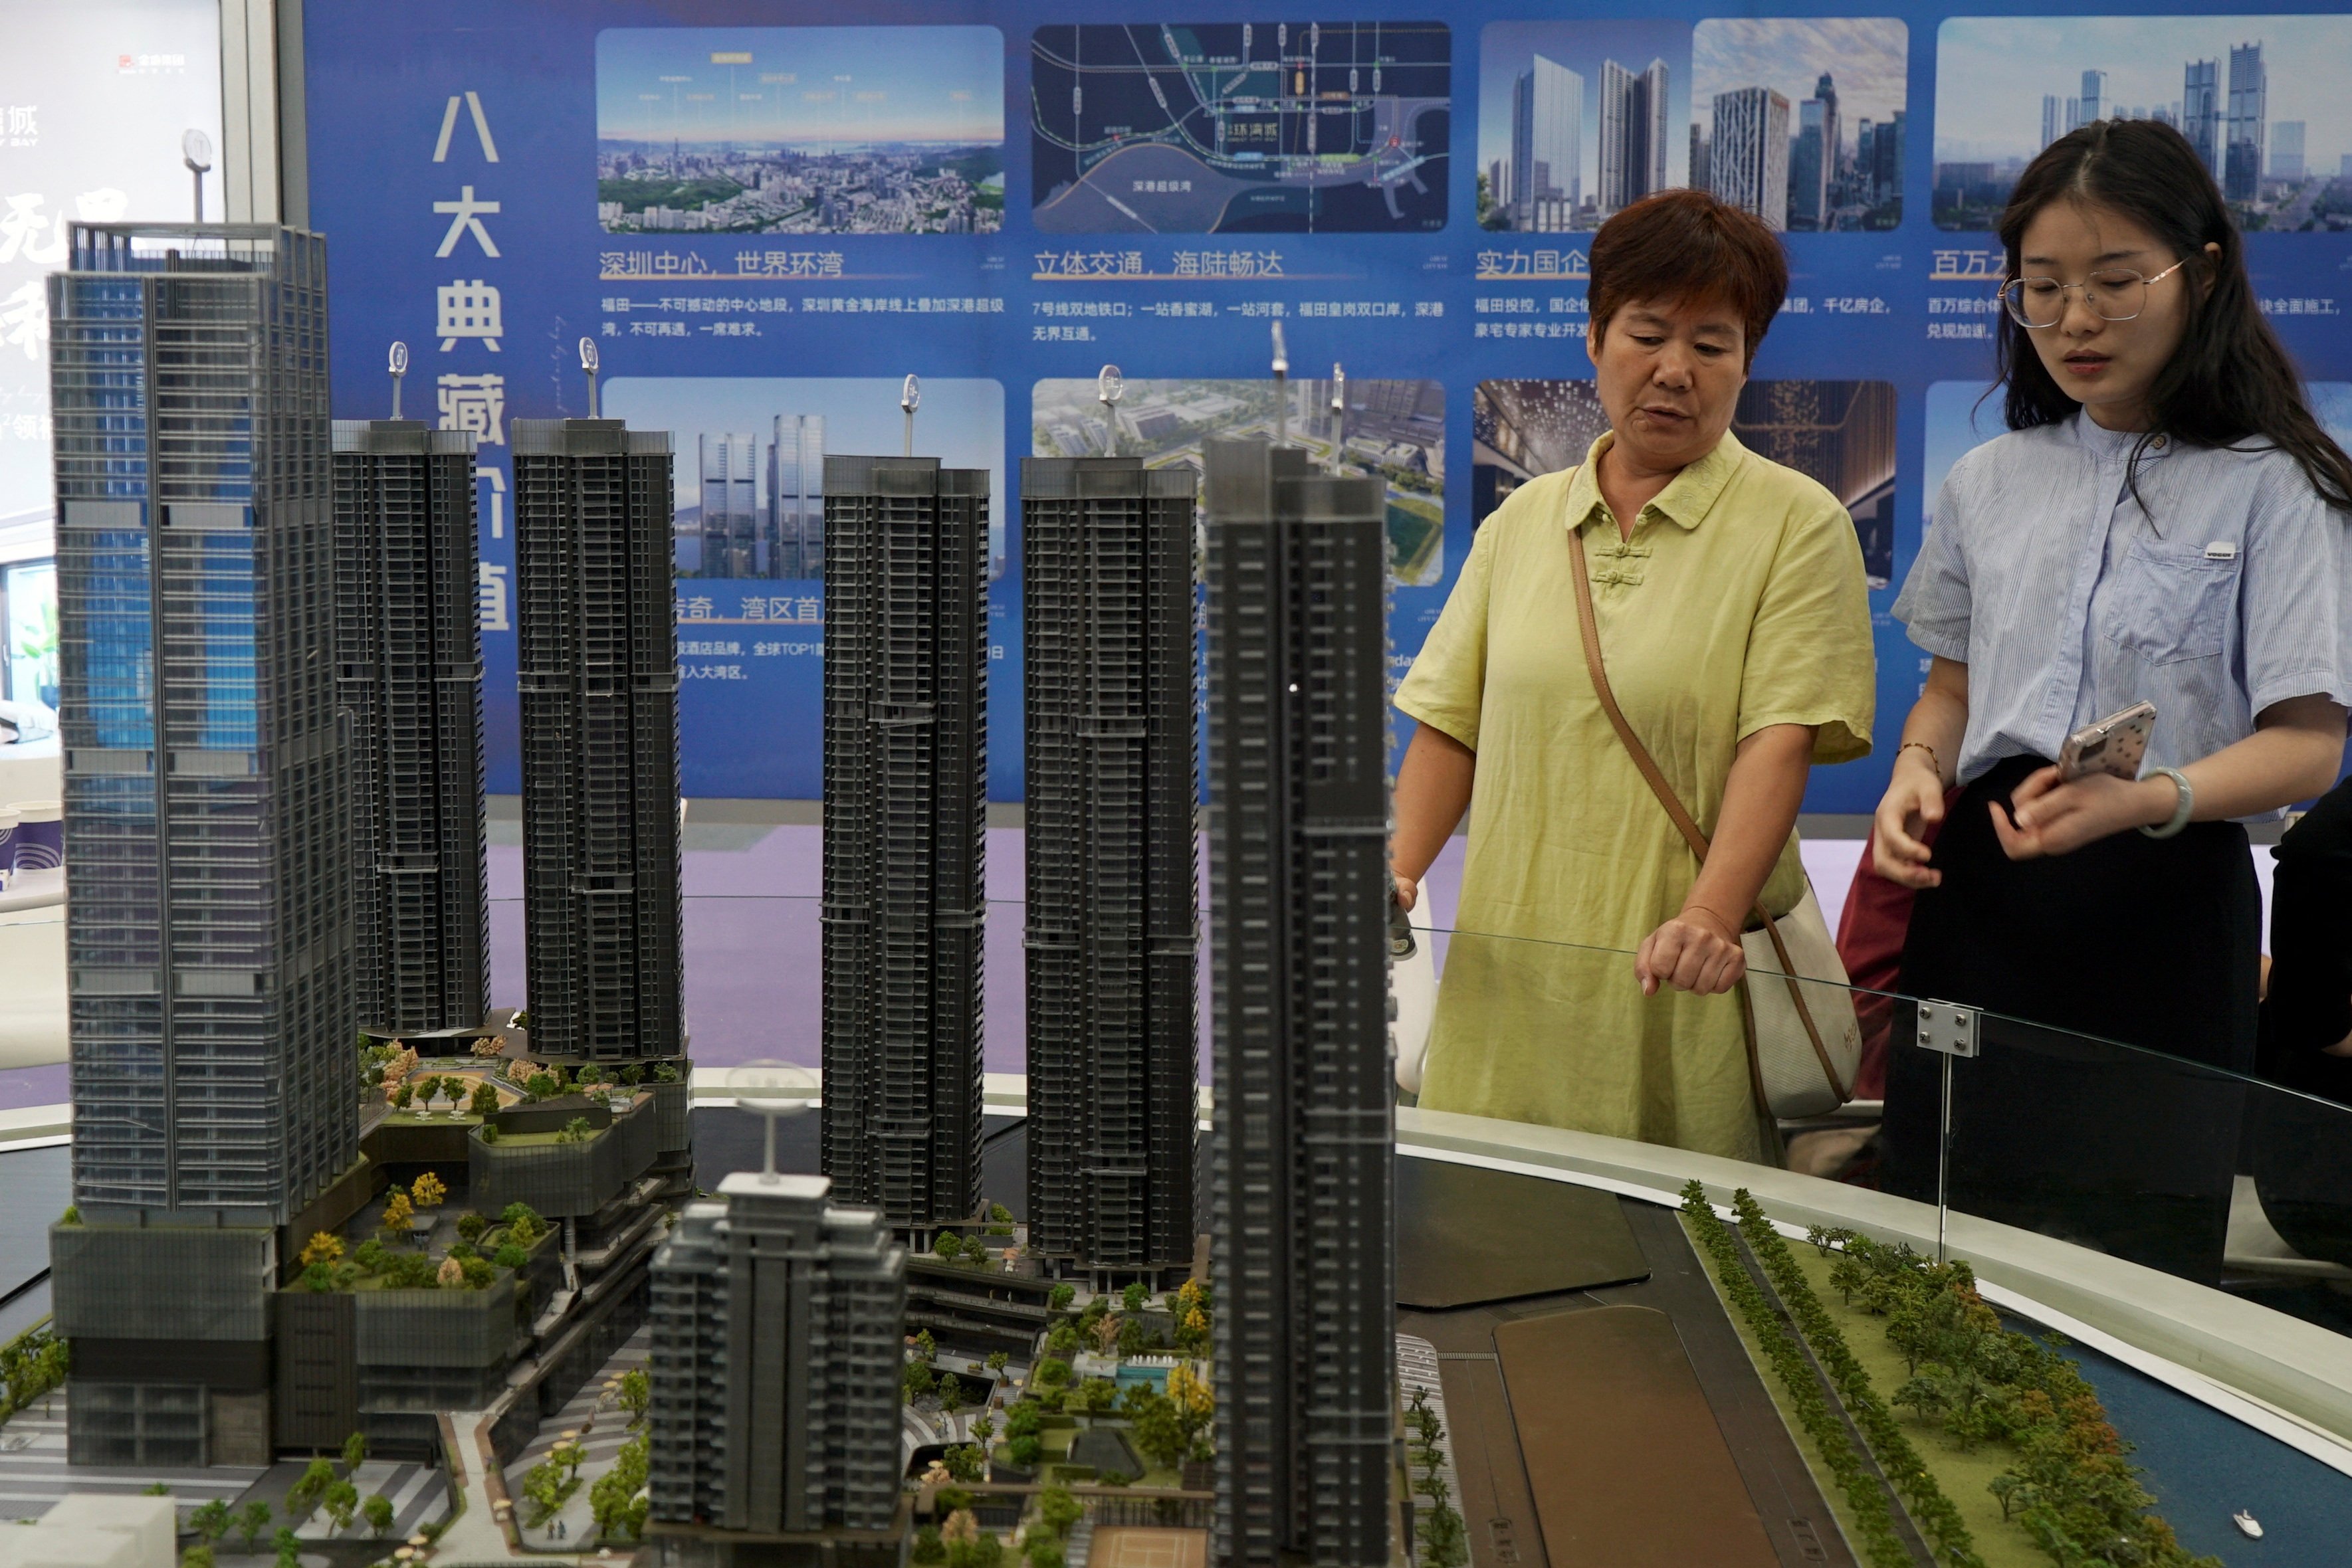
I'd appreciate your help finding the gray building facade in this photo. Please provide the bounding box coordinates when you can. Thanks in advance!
[511,419,685,1064]
[768,414,824,579]
[46,221,356,1466]
[648,1173,906,1535]
[1202,441,1396,1565]
[819,455,987,1231]
[1021,457,1200,1283]
[332,421,489,1036]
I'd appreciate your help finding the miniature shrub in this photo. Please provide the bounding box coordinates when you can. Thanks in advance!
[934,1233,964,1261]
[942,1444,984,1482]
[299,1262,335,1292]
[469,1083,499,1118]
[352,1239,387,1274]
[910,1528,946,1566]
[1121,1281,1148,1313]
[57,1207,79,1226]
[455,1211,488,1244]
[651,1062,681,1082]
[446,1239,476,1262]
[1031,1357,1071,1391]
[479,1124,500,1143]
[492,1243,530,1270]
[459,1256,495,1290]
[1047,1283,1075,1312]
[382,1251,438,1290]
[1035,1486,1081,1533]
[502,1202,548,1244]
[1007,1434,1043,1468]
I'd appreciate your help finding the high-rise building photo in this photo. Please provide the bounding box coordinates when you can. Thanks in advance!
[1477,21,1691,233]
[1691,17,1907,232]
[1935,15,2352,231]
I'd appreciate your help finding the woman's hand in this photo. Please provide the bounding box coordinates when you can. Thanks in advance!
[1871,751,1948,888]
[1394,873,1421,914]
[1989,766,2175,860]
[1637,908,1747,997]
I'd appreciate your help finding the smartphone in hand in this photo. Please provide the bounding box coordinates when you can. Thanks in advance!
[2057,700,2157,782]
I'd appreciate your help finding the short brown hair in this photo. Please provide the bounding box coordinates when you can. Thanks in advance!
[1588,188,1788,366]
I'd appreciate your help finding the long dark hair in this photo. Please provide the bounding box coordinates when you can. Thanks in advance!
[1995,118,2352,509]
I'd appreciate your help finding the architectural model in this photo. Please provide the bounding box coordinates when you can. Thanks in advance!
[1202,438,1397,1564]
[818,448,989,1232]
[45,223,356,1466]
[511,417,687,1064]
[1020,452,1200,1286]
[649,1172,909,1555]
[332,415,491,1038]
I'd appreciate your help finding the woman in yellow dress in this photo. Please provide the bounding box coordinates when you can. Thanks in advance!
[1392,189,1877,1162]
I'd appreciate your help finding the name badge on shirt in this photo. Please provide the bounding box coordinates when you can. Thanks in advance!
[2203,541,2238,561]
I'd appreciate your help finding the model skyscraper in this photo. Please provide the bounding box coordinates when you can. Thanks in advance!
[512,417,685,1062]
[1021,454,1200,1283]
[768,413,824,579]
[647,1173,907,1548]
[819,444,988,1232]
[1202,439,1395,1565]
[332,415,490,1036]
[46,222,355,1464]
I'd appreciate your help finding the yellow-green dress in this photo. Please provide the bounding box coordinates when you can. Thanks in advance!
[1395,430,1875,1161]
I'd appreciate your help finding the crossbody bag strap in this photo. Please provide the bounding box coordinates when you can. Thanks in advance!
[1566,506,1846,1101]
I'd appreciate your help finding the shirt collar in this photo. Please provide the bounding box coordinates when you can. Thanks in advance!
[1562,428,1748,534]
[2070,411,2177,462]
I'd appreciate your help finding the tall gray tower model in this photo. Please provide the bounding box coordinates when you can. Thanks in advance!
[45,223,355,1465]
[647,1173,907,1546]
[1021,456,1199,1282]
[332,421,489,1036]
[819,454,987,1230]
[1202,440,1395,1565]
[511,419,684,1062]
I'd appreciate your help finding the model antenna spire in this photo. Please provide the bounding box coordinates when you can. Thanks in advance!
[1271,322,1289,447]
[181,129,212,223]
[900,374,921,456]
[1329,362,1346,472]
[387,342,409,420]
[725,1061,818,1181]
[1097,364,1124,457]
[578,337,600,418]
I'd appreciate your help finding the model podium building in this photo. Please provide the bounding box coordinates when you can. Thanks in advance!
[819,454,988,1232]
[511,419,685,1062]
[332,421,490,1037]
[45,223,356,1465]
[648,1172,908,1559]
[1202,440,1396,1565]
[1021,456,1200,1284]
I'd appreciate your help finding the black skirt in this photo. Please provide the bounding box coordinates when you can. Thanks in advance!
[1879,753,2260,1285]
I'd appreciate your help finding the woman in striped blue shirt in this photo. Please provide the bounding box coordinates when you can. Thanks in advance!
[1871,120,2352,1282]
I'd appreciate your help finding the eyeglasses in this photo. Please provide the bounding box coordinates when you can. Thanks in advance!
[1999,258,2192,328]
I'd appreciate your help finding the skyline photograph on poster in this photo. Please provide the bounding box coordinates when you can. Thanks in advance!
[1032,375,1446,583]
[603,375,1007,582]
[1933,16,2352,231]
[1475,377,1896,584]
[594,26,1006,235]
[1029,21,1451,234]
[1474,20,1691,234]
[1691,17,1907,233]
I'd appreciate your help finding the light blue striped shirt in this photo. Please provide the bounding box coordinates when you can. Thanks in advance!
[1894,415,2351,811]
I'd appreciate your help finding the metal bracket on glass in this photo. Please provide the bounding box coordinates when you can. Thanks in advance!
[1915,1000,1980,1059]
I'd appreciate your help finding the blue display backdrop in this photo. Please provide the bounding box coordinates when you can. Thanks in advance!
[302,1,2352,808]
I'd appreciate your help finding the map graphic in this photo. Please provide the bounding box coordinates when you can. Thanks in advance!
[1031,21,1450,233]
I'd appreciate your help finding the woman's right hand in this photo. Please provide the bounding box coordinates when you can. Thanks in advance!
[1871,753,1947,889]
[1393,872,1420,913]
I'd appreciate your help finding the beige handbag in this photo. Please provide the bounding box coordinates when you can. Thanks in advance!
[1566,521,1861,1120]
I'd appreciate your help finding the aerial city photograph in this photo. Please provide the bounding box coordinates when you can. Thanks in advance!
[1031,374,1447,584]
[1029,20,1451,233]
[1934,14,2352,230]
[594,26,1006,235]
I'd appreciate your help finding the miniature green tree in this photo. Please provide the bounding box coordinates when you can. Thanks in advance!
[469,1082,500,1119]
[322,1480,359,1535]
[1121,1281,1148,1313]
[501,1202,546,1244]
[1080,1377,1118,1413]
[985,1350,1010,1375]
[181,1547,213,1568]
[1047,1282,1075,1312]
[1117,1317,1148,1357]
[934,1233,963,1261]
[617,1367,651,1426]
[1130,1391,1187,1472]
[190,1501,231,1547]
[589,1434,651,1541]
[1023,1538,1063,1568]
[342,1430,368,1470]
[361,1494,395,1538]
[942,1444,984,1482]
[271,1528,300,1568]
[913,1329,938,1364]
[1031,1357,1071,1390]
[1043,1321,1080,1357]
[237,1501,272,1551]
[911,1529,946,1567]
[904,1361,936,1399]
[392,1082,414,1111]
[288,1456,336,1519]
[455,1211,488,1245]
[493,1242,530,1270]
[1035,1486,1081,1534]
[938,1376,964,1416]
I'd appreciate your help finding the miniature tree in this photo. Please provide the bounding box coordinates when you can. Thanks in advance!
[972,1414,996,1447]
[524,1070,558,1100]
[1023,1539,1063,1568]
[342,1430,368,1471]
[437,1256,465,1287]
[190,1502,231,1547]
[933,1233,963,1261]
[411,1171,447,1210]
[1044,1321,1081,1358]
[352,1238,387,1274]
[362,1494,394,1538]
[1080,1377,1118,1414]
[1089,1315,1121,1357]
[1121,1281,1148,1313]
[237,1501,272,1551]
[469,1082,499,1119]
[913,1329,938,1364]
[455,1211,488,1245]
[904,1361,936,1399]
[942,1444,984,1483]
[1036,1486,1082,1534]
[938,1376,964,1416]
[986,1349,1010,1375]
[1047,1282,1075,1312]
[288,1456,336,1519]
[271,1529,300,1568]
[617,1367,651,1426]
[298,1230,344,1270]
[1032,1357,1071,1391]
[181,1547,213,1568]
[493,1242,530,1270]
[911,1529,947,1567]
[1130,1391,1186,1472]
[501,1201,547,1244]
[391,1082,414,1112]
[379,1189,414,1242]
[1117,1317,1148,1357]
[323,1480,359,1535]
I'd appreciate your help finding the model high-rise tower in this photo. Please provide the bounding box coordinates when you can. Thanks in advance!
[819,452,987,1232]
[332,420,489,1036]
[1202,439,1394,1565]
[511,418,684,1062]
[1021,456,1199,1284]
[768,413,824,579]
[46,223,355,1464]
[647,1173,907,1539]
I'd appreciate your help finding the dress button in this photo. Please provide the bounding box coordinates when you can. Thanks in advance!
[2151,435,2168,450]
